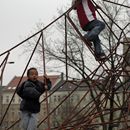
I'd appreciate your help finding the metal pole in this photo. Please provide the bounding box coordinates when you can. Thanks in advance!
[41,31,51,130]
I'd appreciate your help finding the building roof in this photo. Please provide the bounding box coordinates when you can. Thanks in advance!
[51,80,89,92]
[4,74,61,91]
[51,78,121,92]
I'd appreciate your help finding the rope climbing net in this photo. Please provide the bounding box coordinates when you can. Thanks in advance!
[0,0,130,130]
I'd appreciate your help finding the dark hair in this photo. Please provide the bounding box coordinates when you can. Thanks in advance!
[27,67,38,77]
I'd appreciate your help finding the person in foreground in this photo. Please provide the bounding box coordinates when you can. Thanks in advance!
[72,0,106,60]
[17,67,52,130]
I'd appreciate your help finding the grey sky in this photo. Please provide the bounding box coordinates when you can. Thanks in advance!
[0,0,129,85]
[0,0,129,52]
[0,0,70,85]
[0,0,70,52]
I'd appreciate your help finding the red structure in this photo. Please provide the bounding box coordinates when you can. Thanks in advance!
[0,0,130,130]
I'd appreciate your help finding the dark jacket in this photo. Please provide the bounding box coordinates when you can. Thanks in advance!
[17,79,51,113]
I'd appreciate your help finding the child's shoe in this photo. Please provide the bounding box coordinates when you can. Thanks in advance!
[95,52,106,61]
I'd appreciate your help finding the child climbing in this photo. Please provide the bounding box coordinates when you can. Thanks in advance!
[72,0,106,60]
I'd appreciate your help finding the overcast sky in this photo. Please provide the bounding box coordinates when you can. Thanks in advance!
[0,0,129,52]
[0,0,129,85]
[0,0,70,85]
[0,0,70,52]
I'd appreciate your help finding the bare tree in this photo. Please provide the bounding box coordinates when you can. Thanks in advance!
[22,1,130,130]
[22,0,129,78]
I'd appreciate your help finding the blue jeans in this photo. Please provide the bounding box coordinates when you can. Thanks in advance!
[20,111,38,130]
[83,19,105,54]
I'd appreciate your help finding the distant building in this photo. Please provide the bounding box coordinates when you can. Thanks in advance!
[123,37,130,83]
[0,74,61,130]
[49,79,99,129]
[122,37,130,129]
[0,73,126,130]
[49,78,124,130]
[0,85,5,128]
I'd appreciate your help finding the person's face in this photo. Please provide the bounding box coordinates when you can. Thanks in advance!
[28,69,38,81]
